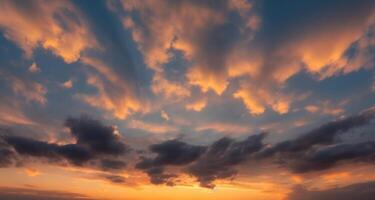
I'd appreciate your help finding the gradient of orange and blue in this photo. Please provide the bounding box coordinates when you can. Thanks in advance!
[0,0,375,199]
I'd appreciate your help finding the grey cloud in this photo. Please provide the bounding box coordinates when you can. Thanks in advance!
[287,181,375,200]
[2,116,128,168]
[187,133,267,188]
[0,186,96,200]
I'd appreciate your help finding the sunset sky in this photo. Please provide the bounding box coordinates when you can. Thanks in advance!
[0,0,375,199]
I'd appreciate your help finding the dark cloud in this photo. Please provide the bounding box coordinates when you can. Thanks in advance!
[258,107,375,157]
[100,159,127,171]
[257,108,375,157]
[287,181,375,200]
[144,166,177,186]
[148,140,206,166]
[0,186,96,200]
[188,133,267,188]
[102,174,128,184]
[0,142,15,167]
[136,140,205,185]
[253,107,375,174]
[65,116,128,155]
[137,133,267,188]
[2,116,128,167]
[289,141,375,173]
[137,108,375,188]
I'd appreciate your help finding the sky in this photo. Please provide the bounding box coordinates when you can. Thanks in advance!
[0,0,375,199]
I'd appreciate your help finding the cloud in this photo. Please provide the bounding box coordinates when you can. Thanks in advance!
[287,181,375,200]
[0,97,36,126]
[99,159,127,171]
[233,83,291,115]
[77,74,141,119]
[2,116,129,167]
[65,116,128,155]
[0,1,147,120]
[137,107,375,188]
[185,97,207,112]
[101,174,129,185]
[24,168,41,177]
[127,119,178,134]
[61,79,73,89]
[160,110,170,121]
[259,107,375,157]
[187,133,267,188]
[0,0,96,63]
[122,0,375,116]
[304,100,347,116]
[8,75,47,105]
[288,141,375,173]
[0,140,16,167]
[136,139,206,185]
[122,0,258,97]
[28,62,40,73]
[0,186,96,200]
[250,107,375,175]
[194,122,252,134]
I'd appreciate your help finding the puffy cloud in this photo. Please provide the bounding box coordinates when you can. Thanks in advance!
[234,82,291,115]
[0,1,148,120]
[136,139,206,185]
[137,107,375,188]
[0,0,96,63]
[251,107,375,175]
[78,73,143,119]
[259,107,375,157]
[122,0,257,95]
[65,116,128,155]
[187,133,267,188]
[289,141,375,173]
[137,133,267,188]
[151,73,191,100]
[2,116,129,167]
[122,0,375,116]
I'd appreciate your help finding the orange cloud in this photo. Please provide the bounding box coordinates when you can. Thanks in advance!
[28,62,40,73]
[9,76,47,105]
[0,98,35,126]
[78,74,144,119]
[127,119,178,134]
[185,98,207,112]
[151,73,191,100]
[122,0,257,96]
[234,82,291,115]
[24,168,41,177]
[195,122,251,134]
[61,80,73,89]
[0,0,96,63]
[78,57,147,119]
[305,100,347,116]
